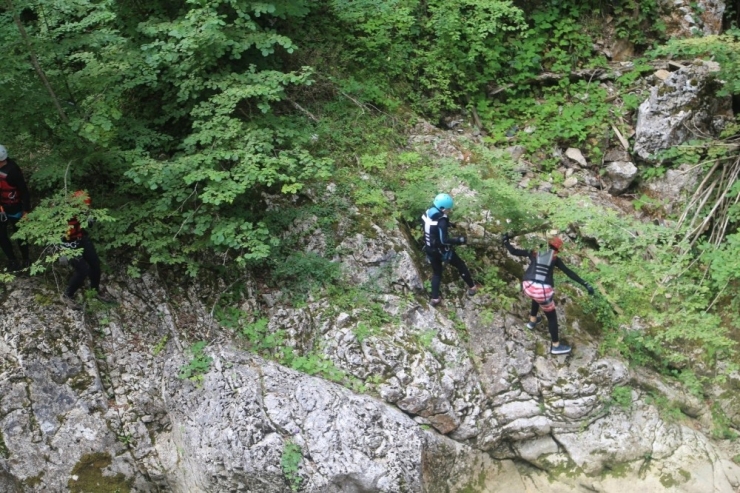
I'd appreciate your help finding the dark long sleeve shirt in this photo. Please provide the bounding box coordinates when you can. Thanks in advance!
[505,240,587,287]
[423,209,463,250]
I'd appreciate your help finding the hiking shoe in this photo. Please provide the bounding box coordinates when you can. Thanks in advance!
[467,284,481,296]
[430,298,442,307]
[551,344,572,355]
[526,315,543,330]
[95,290,116,304]
[60,293,81,311]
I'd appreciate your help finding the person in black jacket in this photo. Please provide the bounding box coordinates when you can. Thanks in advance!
[0,145,31,272]
[503,234,594,355]
[59,190,115,310]
[422,193,478,306]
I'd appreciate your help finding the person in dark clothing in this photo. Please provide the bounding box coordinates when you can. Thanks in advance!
[0,145,31,272]
[59,190,114,310]
[503,234,594,355]
[422,193,479,306]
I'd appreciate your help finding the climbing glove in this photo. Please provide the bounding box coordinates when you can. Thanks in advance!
[502,232,510,245]
[456,236,466,245]
[584,282,595,296]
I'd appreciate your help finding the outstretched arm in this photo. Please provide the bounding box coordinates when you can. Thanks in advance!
[555,258,593,293]
[503,235,530,257]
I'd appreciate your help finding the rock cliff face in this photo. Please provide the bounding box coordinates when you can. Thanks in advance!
[1,210,740,493]
[2,56,740,491]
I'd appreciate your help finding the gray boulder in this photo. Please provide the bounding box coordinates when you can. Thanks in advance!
[604,161,638,195]
[641,163,701,214]
[634,62,732,162]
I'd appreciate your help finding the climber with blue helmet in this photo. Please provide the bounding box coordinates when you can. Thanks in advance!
[421,193,479,306]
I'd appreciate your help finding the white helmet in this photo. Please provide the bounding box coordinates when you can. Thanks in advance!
[0,145,6,161]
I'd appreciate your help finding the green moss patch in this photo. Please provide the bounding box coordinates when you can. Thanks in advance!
[0,430,8,459]
[68,453,131,493]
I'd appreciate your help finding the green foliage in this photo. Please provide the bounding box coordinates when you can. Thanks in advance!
[610,386,633,411]
[353,322,381,343]
[240,317,286,354]
[285,353,347,382]
[326,0,526,115]
[1,0,737,392]
[215,307,351,384]
[12,190,114,274]
[481,80,612,167]
[645,392,685,423]
[711,403,739,440]
[178,341,212,385]
[273,252,341,297]
[504,1,605,84]
[612,0,666,45]
[615,59,656,88]
[0,0,332,276]
[281,440,303,492]
[417,330,437,349]
[152,336,169,356]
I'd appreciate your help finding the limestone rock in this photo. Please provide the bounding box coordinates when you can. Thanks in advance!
[654,69,671,81]
[658,0,725,37]
[604,161,638,195]
[507,145,526,162]
[1,211,739,492]
[641,163,701,214]
[634,62,732,161]
[604,147,631,163]
[565,148,588,167]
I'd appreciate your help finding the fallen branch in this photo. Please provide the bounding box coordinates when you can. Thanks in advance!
[611,124,630,151]
[287,98,320,122]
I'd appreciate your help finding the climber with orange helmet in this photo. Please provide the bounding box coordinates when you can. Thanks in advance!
[59,190,114,310]
[421,193,479,306]
[503,233,594,355]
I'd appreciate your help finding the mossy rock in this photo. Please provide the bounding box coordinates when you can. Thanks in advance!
[0,430,8,459]
[68,453,132,493]
[563,297,600,337]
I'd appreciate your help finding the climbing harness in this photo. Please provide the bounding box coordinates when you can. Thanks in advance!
[532,249,556,283]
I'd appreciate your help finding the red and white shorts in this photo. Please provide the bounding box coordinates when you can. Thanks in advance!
[522,281,555,312]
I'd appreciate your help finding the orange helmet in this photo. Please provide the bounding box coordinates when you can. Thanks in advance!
[73,190,91,206]
[548,236,563,251]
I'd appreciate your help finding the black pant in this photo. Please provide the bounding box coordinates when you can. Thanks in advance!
[0,217,29,267]
[427,249,474,299]
[530,300,560,343]
[64,236,101,297]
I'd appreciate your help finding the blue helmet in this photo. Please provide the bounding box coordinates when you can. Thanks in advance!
[433,193,454,210]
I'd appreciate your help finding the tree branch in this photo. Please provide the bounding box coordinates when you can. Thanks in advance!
[7,0,68,123]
